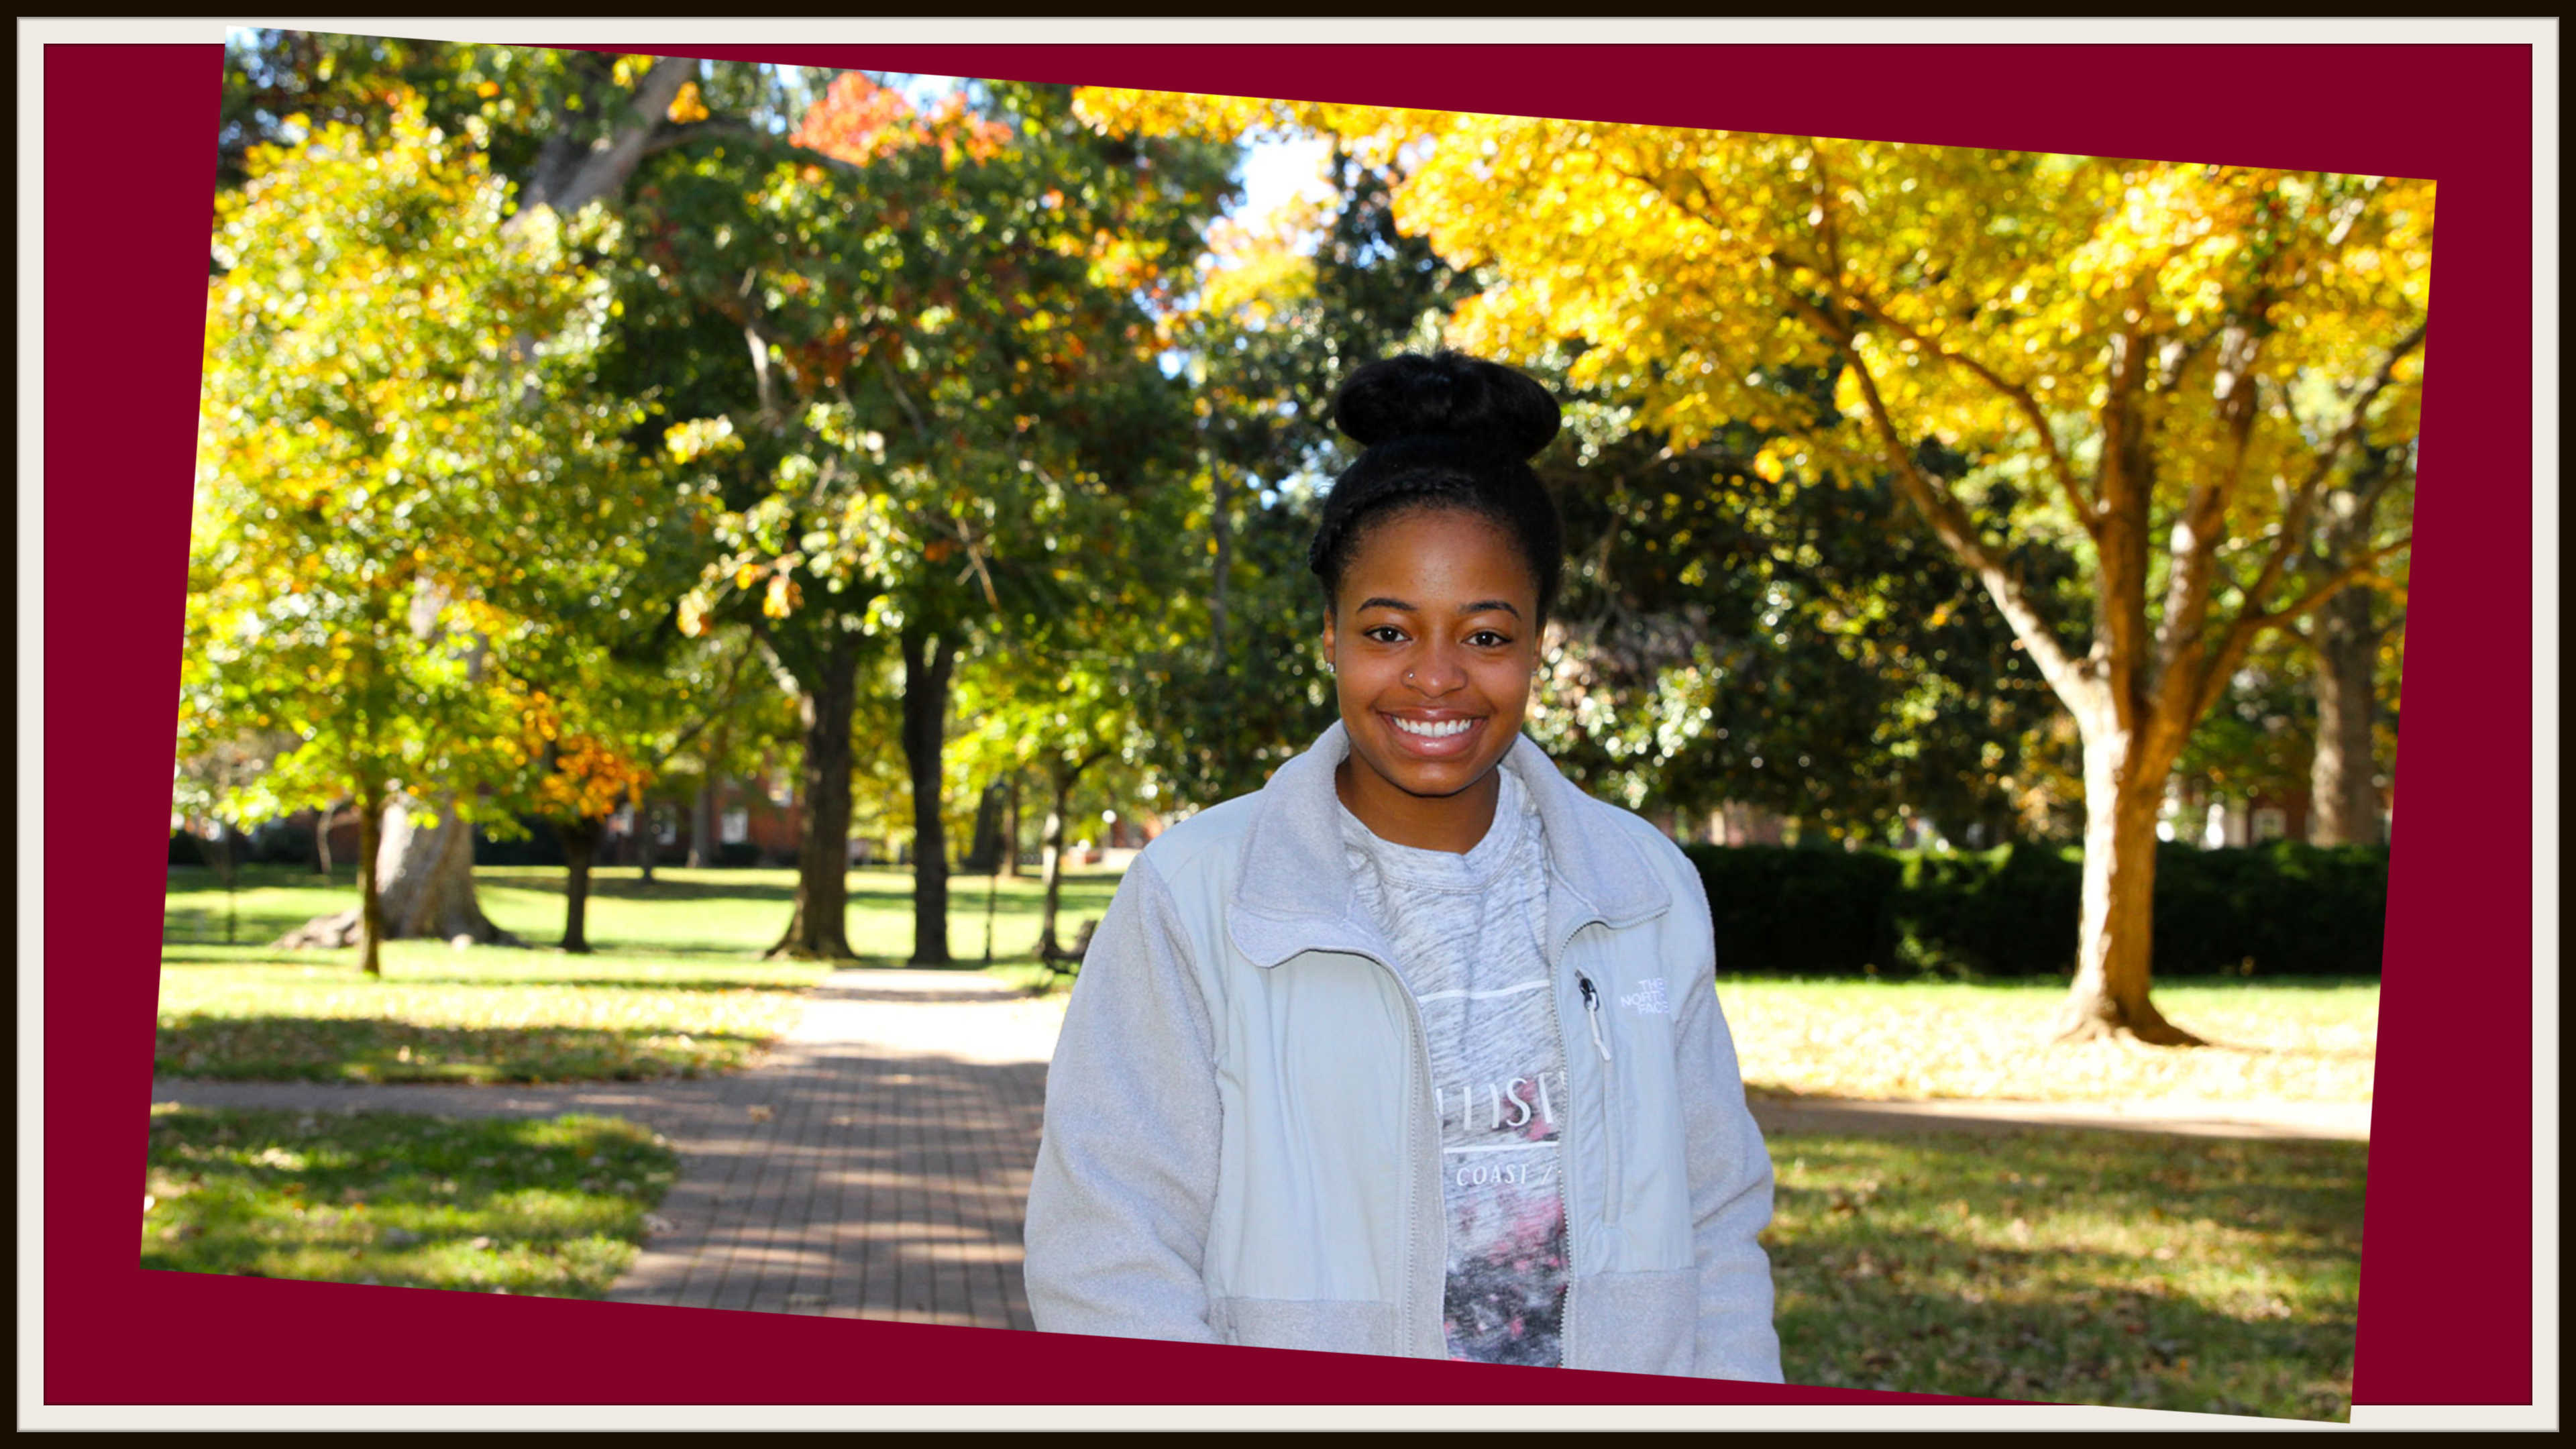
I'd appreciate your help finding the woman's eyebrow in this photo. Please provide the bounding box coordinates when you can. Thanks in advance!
[1355,596,1523,619]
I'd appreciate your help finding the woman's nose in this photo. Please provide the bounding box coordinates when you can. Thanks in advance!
[1408,644,1466,696]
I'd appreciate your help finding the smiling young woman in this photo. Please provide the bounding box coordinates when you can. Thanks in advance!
[1024,351,1780,1381]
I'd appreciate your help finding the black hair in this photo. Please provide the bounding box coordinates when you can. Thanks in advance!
[1308,350,1566,626]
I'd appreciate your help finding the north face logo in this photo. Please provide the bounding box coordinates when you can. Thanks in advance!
[1618,978,1670,1016]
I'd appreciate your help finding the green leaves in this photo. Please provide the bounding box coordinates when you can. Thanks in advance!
[187,91,645,828]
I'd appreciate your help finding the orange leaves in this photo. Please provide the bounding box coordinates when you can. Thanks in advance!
[523,689,564,744]
[790,73,918,164]
[789,74,1012,170]
[761,572,802,619]
[522,691,653,822]
[665,80,710,127]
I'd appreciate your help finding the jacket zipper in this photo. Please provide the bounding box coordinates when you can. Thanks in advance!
[1344,947,1441,1358]
[1544,954,1581,1369]
[1576,968,1623,1232]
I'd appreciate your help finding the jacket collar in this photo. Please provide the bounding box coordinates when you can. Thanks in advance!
[1225,719,1672,969]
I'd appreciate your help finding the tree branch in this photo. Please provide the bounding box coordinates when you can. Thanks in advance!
[639,115,767,160]
[515,56,701,223]
[647,639,759,769]
[2153,320,2266,700]
[2239,322,2428,611]
[875,350,939,453]
[2092,315,2160,731]
[1792,288,2092,710]
[1832,286,2095,538]
[2251,534,2412,633]
[2195,533,2411,728]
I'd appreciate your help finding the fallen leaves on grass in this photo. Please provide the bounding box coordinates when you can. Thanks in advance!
[1721,979,2377,1104]
[1767,1131,2362,1421]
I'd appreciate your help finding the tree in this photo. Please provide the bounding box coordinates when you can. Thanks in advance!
[217,34,829,205]
[215,39,841,945]
[187,96,636,976]
[1079,93,2430,1044]
[517,693,653,952]
[951,637,1141,962]
[653,76,1232,963]
[1525,413,2078,847]
[169,730,295,944]
[2290,439,2410,845]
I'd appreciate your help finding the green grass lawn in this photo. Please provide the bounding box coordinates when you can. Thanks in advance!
[140,1105,678,1298]
[157,863,1123,1082]
[1767,1128,2363,1421]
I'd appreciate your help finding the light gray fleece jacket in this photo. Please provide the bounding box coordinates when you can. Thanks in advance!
[1022,721,1782,1381]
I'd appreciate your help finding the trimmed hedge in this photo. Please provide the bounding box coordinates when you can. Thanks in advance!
[1682,840,2390,979]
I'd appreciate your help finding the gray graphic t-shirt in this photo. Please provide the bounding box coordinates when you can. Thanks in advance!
[1337,767,1568,1366]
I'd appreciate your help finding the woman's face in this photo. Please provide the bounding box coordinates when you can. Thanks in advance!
[1323,506,1542,831]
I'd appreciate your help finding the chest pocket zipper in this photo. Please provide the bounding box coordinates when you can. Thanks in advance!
[1576,971,1622,1230]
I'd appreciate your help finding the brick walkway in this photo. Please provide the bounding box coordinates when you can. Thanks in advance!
[150,969,1067,1331]
[150,971,2369,1332]
[604,971,1062,1328]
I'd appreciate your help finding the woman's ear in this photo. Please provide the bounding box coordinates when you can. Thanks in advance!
[1320,613,1337,665]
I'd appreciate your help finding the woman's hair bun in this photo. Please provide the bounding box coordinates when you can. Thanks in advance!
[1329,349,1562,462]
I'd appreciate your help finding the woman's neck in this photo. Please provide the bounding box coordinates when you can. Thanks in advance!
[1334,755,1503,855]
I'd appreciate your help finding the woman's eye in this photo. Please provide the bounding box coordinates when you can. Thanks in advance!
[1468,631,1511,647]
[1364,626,1406,644]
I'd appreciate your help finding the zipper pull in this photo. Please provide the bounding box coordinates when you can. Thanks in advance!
[1576,973,1613,1063]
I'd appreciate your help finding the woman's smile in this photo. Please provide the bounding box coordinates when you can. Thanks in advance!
[1381,710,1486,755]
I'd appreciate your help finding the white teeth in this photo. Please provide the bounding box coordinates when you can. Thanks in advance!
[1391,717,1473,739]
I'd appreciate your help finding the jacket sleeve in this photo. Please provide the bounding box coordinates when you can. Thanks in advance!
[1669,855,1785,1382]
[1021,853,1228,1344]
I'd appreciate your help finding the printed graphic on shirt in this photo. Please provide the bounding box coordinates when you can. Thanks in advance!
[1432,1053,1568,1366]
[1339,767,1570,1368]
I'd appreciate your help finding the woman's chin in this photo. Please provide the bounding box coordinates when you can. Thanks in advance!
[1354,747,1504,801]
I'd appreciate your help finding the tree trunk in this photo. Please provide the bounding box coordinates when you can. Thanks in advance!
[557,816,602,953]
[2308,586,2383,846]
[314,799,342,875]
[2053,729,2203,1045]
[276,791,516,949]
[637,800,659,884]
[378,794,511,941]
[1000,774,1022,879]
[1038,774,1073,958]
[200,825,242,944]
[768,632,861,960]
[355,785,386,978]
[902,628,957,966]
[688,777,716,869]
[965,780,1008,873]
